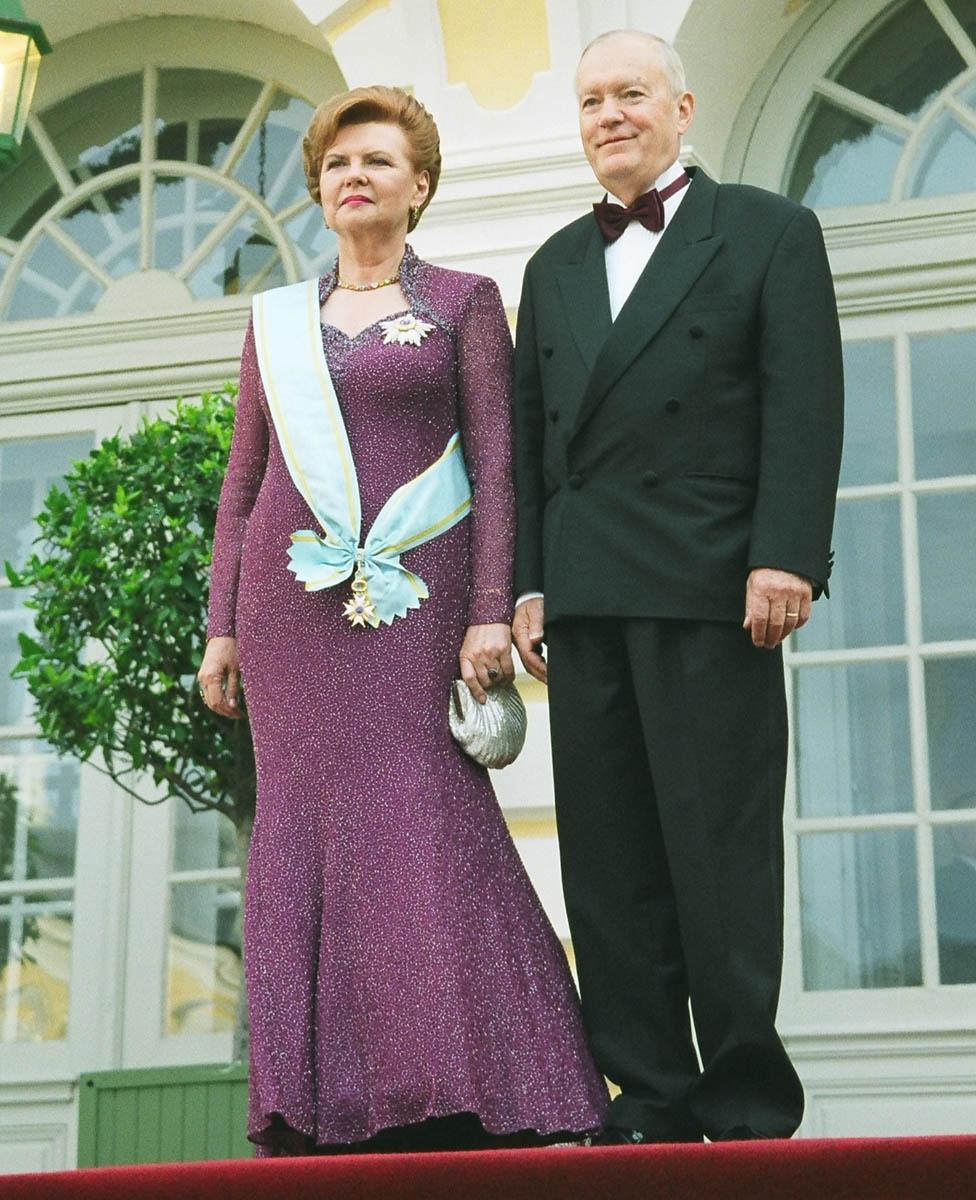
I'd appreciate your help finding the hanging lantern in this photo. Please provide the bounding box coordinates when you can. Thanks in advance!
[0,0,51,168]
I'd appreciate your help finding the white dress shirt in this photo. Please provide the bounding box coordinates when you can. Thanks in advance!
[514,160,691,613]
[604,158,690,320]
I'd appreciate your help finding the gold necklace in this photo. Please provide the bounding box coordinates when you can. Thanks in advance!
[335,270,401,292]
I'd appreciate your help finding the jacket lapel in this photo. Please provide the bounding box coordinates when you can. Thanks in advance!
[555,219,612,375]
[569,168,723,445]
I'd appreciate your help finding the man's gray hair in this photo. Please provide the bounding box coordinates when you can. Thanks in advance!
[578,30,688,97]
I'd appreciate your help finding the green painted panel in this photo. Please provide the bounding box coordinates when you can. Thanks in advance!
[181,1082,210,1161]
[230,1079,251,1158]
[158,1085,186,1162]
[96,1085,115,1169]
[135,1086,162,1163]
[76,1077,98,1169]
[76,1064,251,1166]
[206,1081,231,1156]
[112,1088,140,1164]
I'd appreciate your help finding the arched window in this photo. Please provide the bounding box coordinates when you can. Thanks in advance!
[0,66,336,321]
[0,39,342,1071]
[788,0,976,207]
[731,0,976,1032]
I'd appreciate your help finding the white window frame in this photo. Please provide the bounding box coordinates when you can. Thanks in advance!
[0,406,136,1084]
[780,300,976,1036]
[121,797,238,1069]
[723,0,976,1033]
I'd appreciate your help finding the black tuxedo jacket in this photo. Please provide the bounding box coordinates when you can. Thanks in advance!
[513,168,844,622]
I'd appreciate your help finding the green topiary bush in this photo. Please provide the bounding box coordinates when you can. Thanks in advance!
[7,385,254,834]
[6,385,254,1053]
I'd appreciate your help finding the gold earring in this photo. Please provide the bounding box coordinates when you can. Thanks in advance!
[410,205,420,225]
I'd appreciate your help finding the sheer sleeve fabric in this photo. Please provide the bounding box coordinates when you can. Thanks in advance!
[456,277,516,626]
[206,317,269,637]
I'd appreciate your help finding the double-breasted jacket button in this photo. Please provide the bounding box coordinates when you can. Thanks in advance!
[542,345,554,358]
[665,398,680,414]
[690,324,704,339]
[568,472,584,490]
[548,408,559,423]
[641,470,660,488]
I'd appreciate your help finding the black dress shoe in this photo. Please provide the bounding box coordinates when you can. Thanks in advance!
[585,1125,647,1146]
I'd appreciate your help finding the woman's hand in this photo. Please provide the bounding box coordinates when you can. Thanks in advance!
[197,636,244,719]
[459,623,515,704]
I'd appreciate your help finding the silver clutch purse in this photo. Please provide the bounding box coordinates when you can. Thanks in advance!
[449,678,527,769]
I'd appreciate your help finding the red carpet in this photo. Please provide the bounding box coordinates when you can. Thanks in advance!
[5,1136,976,1199]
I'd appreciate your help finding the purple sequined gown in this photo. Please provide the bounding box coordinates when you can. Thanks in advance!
[207,248,608,1153]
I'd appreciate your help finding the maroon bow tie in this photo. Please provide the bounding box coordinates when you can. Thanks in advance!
[593,172,691,243]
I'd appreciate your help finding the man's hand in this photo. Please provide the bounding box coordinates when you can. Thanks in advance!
[743,568,813,649]
[512,597,547,684]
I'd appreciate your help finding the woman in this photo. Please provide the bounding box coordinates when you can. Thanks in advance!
[198,86,608,1156]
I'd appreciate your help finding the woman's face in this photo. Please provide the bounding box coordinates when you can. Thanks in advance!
[319,120,429,238]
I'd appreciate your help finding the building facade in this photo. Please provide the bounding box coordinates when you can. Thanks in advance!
[1,0,974,1172]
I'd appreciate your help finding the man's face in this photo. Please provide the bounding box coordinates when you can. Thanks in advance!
[576,36,694,205]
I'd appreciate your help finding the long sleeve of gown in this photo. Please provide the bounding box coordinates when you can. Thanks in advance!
[206,317,269,638]
[456,277,517,627]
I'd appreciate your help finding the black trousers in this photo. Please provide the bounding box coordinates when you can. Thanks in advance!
[546,617,803,1142]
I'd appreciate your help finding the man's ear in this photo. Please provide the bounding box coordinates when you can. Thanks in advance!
[677,91,696,135]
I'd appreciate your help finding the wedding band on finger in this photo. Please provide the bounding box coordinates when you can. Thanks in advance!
[786,611,800,618]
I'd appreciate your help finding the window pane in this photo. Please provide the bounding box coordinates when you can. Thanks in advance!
[907,110,976,198]
[156,69,263,171]
[795,498,905,650]
[926,656,976,811]
[799,829,921,990]
[910,330,976,480]
[42,74,143,184]
[7,234,107,320]
[0,739,80,884]
[286,205,338,278]
[0,126,58,242]
[0,433,93,572]
[946,0,976,45]
[166,881,241,1036]
[56,198,114,264]
[0,892,73,1042]
[172,802,239,873]
[794,661,913,818]
[834,0,965,118]
[840,340,898,486]
[187,210,284,299]
[55,184,143,284]
[789,101,904,207]
[935,821,976,984]
[232,92,313,210]
[153,175,237,273]
[0,589,32,727]
[917,491,976,642]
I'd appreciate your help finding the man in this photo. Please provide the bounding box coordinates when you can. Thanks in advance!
[511,31,843,1143]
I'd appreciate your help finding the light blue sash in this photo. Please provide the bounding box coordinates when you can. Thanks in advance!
[251,279,472,626]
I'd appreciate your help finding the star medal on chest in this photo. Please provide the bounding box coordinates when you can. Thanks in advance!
[379,312,435,346]
[342,561,379,628]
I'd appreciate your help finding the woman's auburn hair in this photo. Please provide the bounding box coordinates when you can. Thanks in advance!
[302,86,442,232]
